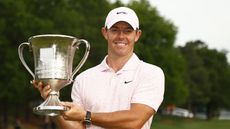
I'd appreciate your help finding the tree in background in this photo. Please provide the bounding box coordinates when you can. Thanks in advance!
[179,40,230,119]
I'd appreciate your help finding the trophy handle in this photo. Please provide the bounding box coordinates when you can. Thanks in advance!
[70,39,90,81]
[18,42,35,79]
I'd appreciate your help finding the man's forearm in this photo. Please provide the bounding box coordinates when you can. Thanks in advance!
[91,104,154,129]
[91,110,142,129]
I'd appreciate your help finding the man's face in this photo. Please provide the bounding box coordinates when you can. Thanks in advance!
[102,21,141,57]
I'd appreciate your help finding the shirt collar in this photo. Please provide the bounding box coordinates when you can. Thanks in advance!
[99,53,141,72]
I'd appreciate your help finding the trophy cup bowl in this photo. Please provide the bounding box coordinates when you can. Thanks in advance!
[18,34,90,116]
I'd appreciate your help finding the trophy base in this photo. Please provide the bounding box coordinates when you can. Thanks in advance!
[33,106,68,116]
[33,91,68,116]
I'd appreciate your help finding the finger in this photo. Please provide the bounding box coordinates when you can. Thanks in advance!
[41,89,51,99]
[31,80,38,88]
[37,81,45,92]
[32,80,45,93]
[41,85,51,99]
[61,105,69,119]
[43,85,51,91]
[62,113,70,120]
[61,102,74,108]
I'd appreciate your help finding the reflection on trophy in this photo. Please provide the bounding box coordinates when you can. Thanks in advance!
[18,34,90,116]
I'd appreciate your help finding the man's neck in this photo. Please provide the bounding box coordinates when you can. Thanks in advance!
[106,53,133,72]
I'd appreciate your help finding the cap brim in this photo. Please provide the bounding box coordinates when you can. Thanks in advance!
[106,17,137,30]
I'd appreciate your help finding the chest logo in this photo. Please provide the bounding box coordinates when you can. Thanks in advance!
[124,81,132,84]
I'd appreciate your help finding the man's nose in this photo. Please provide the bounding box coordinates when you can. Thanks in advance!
[117,30,126,38]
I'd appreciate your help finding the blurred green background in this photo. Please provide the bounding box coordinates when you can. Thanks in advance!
[0,0,230,129]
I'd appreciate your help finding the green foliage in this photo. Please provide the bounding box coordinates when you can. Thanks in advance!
[180,41,211,105]
[131,0,177,48]
[179,40,230,118]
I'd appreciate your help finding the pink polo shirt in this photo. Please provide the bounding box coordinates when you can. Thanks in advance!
[71,53,165,129]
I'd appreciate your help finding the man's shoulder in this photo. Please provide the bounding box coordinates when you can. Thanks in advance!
[141,61,164,75]
[76,64,101,78]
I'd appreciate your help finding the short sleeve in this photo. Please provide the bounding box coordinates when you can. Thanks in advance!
[131,65,165,112]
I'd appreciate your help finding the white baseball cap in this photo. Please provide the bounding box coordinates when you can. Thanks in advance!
[104,7,139,30]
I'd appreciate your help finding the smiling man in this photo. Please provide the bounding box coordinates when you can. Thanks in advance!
[34,7,165,129]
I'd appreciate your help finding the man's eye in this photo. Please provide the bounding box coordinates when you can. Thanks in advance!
[124,29,133,33]
[110,28,118,32]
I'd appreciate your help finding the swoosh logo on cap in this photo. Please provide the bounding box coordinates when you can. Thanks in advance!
[117,11,127,14]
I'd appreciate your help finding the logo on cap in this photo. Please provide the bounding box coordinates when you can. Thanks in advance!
[116,11,127,15]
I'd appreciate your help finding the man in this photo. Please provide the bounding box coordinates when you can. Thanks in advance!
[34,7,164,129]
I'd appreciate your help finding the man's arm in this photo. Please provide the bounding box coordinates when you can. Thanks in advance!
[91,103,155,129]
[62,102,155,129]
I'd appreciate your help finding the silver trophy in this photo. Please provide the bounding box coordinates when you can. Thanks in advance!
[18,34,90,116]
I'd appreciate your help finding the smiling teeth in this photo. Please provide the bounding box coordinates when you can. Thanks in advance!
[115,42,126,45]
[116,42,126,46]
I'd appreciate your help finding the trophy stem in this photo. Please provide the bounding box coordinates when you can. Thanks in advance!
[33,91,68,116]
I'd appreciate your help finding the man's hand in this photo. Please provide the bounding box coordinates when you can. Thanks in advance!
[32,80,52,99]
[61,102,86,122]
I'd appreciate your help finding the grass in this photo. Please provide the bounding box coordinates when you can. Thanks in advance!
[151,115,230,129]
[6,115,230,129]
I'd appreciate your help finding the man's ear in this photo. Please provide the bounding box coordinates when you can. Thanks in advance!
[101,27,108,40]
[135,30,142,42]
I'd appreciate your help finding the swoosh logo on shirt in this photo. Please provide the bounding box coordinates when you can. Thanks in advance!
[124,81,132,84]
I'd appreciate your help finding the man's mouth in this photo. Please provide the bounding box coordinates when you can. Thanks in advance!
[115,42,127,46]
